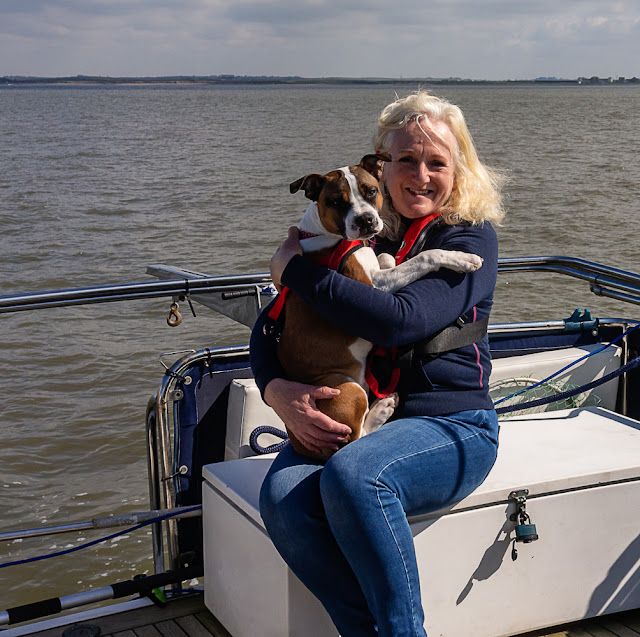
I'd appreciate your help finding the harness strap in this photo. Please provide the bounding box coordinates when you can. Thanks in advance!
[266,287,289,323]
[264,239,364,338]
[365,346,401,399]
[365,214,486,398]
[316,239,364,270]
[366,214,441,398]
[394,212,441,264]
[416,316,489,356]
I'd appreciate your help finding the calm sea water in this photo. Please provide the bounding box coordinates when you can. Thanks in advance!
[1,84,640,611]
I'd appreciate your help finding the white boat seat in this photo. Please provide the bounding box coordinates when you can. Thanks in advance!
[225,378,286,460]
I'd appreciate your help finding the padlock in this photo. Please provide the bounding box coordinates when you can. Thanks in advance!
[515,522,538,543]
[509,489,539,546]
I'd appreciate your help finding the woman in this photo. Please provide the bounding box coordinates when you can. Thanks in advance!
[250,91,505,636]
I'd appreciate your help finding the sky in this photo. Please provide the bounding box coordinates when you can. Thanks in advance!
[2,0,640,80]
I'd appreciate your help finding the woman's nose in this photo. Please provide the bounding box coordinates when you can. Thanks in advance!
[415,162,431,182]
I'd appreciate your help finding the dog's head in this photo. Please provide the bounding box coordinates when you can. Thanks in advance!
[290,153,391,241]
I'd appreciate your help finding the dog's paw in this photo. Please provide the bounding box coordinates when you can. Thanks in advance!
[443,251,483,273]
[363,392,399,434]
[377,253,395,269]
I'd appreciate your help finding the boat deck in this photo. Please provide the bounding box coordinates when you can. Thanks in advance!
[15,593,640,637]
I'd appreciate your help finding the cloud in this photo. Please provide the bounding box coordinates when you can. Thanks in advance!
[1,0,639,78]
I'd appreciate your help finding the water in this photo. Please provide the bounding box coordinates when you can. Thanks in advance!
[1,83,640,612]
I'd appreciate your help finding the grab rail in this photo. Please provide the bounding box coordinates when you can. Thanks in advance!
[498,256,640,306]
[0,272,272,314]
[147,345,250,575]
[2,256,640,315]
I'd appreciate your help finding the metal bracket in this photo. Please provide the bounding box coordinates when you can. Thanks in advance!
[508,488,529,520]
[509,488,539,552]
[169,389,184,401]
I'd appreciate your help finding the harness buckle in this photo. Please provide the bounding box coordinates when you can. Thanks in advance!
[263,320,281,342]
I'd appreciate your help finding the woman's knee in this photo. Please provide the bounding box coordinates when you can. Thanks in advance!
[259,456,326,544]
[320,443,378,512]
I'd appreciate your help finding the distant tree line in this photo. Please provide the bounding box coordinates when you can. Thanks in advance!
[2,75,639,86]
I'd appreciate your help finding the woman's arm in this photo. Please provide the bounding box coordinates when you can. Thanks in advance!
[279,222,499,346]
[263,379,351,455]
[249,302,287,397]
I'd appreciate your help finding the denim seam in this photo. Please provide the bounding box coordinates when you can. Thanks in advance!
[375,483,415,633]
[374,430,483,636]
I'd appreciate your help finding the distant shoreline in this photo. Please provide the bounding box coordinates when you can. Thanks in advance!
[2,75,639,87]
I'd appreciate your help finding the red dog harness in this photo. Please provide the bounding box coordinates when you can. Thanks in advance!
[264,239,364,338]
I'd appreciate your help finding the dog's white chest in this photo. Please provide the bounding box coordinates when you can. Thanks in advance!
[348,338,372,385]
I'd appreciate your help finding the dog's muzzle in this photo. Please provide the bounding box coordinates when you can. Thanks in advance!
[353,212,382,236]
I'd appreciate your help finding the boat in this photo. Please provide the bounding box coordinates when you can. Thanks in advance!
[2,255,640,637]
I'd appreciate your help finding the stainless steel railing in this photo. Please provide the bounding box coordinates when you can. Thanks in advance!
[2,257,640,316]
[0,272,272,313]
[498,256,640,306]
[146,345,250,575]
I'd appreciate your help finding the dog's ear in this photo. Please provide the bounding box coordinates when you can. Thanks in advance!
[359,153,392,182]
[290,174,326,201]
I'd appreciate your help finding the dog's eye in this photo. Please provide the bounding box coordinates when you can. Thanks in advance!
[363,188,378,200]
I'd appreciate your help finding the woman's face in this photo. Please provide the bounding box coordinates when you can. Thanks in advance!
[382,118,456,220]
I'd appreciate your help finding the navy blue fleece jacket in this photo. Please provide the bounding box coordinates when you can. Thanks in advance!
[250,221,498,418]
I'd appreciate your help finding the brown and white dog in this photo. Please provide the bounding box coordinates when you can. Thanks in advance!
[275,154,482,461]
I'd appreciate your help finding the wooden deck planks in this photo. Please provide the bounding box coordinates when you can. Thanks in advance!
[133,625,165,637]
[124,606,640,637]
[175,614,223,637]
[515,610,640,637]
[193,610,233,637]
[593,616,640,637]
[15,594,640,637]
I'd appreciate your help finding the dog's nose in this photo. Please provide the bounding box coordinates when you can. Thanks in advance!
[355,213,378,232]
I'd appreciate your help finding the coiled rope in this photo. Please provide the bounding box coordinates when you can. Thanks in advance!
[494,323,640,407]
[249,425,289,454]
[495,352,640,414]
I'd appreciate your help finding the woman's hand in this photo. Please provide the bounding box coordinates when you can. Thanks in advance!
[270,226,303,291]
[264,378,352,454]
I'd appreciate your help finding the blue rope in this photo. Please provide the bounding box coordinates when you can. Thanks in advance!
[494,322,640,406]
[0,505,202,570]
[496,353,640,415]
[249,425,289,455]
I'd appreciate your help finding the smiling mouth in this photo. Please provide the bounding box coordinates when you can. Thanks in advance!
[407,188,433,197]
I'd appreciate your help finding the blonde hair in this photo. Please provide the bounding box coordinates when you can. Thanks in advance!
[373,91,506,235]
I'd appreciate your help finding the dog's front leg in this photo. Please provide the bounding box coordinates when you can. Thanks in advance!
[371,249,483,293]
[377,253,396,269]
[363,392,399,434]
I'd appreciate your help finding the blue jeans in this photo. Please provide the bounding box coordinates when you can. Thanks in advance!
[259,409,499,637]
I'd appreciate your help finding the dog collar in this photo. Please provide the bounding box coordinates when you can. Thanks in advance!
[298,229,321,240]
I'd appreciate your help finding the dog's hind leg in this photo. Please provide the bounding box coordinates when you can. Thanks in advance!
[316,379,369,443]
